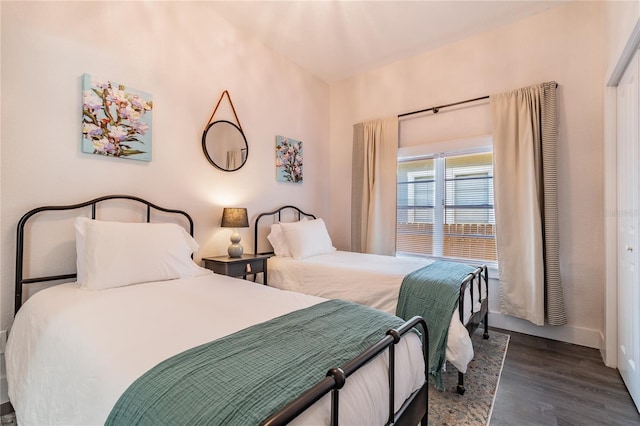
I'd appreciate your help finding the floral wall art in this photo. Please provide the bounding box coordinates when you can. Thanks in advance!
[275,135,303,183]
[82,73,153,161]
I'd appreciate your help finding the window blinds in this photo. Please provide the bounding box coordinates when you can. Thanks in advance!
[397,151,496,262]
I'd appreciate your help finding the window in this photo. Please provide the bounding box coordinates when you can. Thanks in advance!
[397,149,496,263]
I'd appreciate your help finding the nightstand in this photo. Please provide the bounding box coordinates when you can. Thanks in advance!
[202,254,271,285]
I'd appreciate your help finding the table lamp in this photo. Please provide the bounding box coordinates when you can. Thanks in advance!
[221,207,249,257]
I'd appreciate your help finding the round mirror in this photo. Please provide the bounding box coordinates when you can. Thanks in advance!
[202,120,248,172]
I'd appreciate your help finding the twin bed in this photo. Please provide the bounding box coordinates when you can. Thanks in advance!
[7,196,428,426]
[254,205,489,395]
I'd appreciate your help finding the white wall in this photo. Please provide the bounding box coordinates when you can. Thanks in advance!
[0,1,330,333]
[329,1,604,347]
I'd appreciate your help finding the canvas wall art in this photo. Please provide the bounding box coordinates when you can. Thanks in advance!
[82,74,153,161]
[275,135,303,183]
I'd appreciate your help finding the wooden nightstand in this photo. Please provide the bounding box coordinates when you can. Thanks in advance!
[202,254,271,285]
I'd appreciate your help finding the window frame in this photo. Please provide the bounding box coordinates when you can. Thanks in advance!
[397,136,497,268]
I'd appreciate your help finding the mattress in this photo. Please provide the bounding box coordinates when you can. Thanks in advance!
[268,251,486,372]
[6,271,425,426]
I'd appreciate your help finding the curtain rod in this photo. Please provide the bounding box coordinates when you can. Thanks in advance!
[398,95,489,118]
[399,82,559,119]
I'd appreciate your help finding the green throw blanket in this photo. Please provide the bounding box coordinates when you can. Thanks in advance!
[106,299,409,426]
[396,260,475,390]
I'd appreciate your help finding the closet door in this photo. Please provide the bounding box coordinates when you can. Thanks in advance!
[617,48,640,410]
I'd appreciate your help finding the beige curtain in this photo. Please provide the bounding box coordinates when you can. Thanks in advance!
[351,117,398,255]
[491,82,567,326]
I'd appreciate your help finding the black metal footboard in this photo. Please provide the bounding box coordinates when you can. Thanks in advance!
[456,265,490,395]
[253,205,488,399]
[262,316,429,426]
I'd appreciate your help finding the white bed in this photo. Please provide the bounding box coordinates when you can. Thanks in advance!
[268,251,478,372]
[254,206,490,393]
[7,273,425,426]
[7,196,428,426]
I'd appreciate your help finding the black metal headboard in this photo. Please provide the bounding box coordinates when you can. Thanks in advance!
[253,205,316,255]
[15,194,194,314]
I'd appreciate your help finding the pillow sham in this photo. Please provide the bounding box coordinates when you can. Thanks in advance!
[280,218,335,260]
[75,217,207,291]
[265,217,309,257]
[266,223,291,257]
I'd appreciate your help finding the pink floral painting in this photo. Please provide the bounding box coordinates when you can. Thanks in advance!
[82,74,153,161]
[276,135,303,183]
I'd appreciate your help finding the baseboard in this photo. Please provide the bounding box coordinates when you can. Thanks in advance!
[489,310,600,349]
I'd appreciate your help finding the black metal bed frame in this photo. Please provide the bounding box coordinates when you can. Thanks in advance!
[14,194,194,315]
[254,205,318,255]
[14,195,429,426]
[254,205,490,395]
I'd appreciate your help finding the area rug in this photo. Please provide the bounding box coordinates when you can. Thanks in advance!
[428,330,510,426]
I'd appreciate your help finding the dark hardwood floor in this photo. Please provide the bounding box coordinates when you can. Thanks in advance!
[490,328,640,425]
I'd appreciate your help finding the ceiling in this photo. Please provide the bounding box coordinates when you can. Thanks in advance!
[210,1,569,84]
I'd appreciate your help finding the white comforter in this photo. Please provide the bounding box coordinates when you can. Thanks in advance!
[6,272,425,426]
[268,251,481,372]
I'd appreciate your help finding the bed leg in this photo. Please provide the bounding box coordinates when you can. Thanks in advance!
[483,312,490,340]
[457,372,466,395]
[482,266,490,340]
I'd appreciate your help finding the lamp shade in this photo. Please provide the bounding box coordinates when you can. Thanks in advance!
[221,207,249,228]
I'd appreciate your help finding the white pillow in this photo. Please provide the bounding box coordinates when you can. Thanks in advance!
[75,217,207,290]
[266,223,291,257]
[280,218,335,260]
[265,217,309,257]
